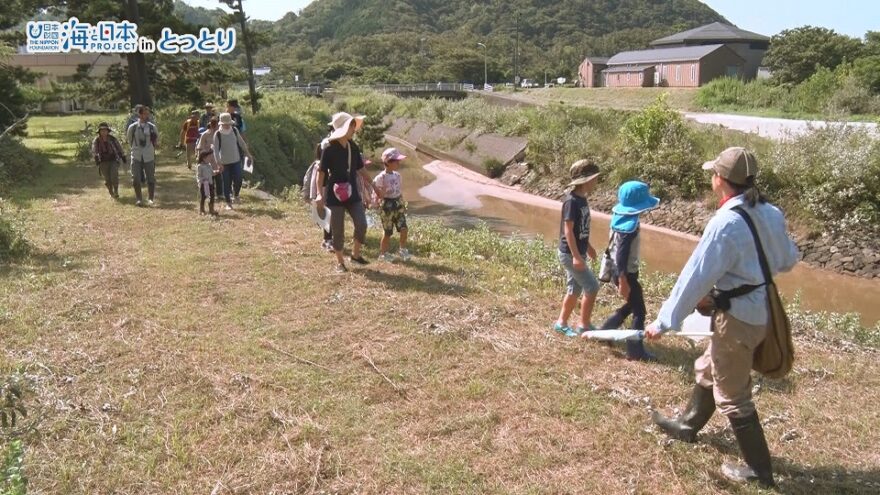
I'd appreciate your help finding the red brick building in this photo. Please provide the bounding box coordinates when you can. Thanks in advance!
[577,57,609,87]
[602,65,655,88]
[578,22,767,88]
[601,44,744,88]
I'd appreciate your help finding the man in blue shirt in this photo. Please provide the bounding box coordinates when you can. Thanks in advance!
[645,147,799,488]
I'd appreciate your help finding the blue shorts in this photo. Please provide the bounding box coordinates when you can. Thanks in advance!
[558,250,599,296]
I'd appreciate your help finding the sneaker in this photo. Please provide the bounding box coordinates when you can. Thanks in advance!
[399,248,412,261]
[350,255,369,266]
[135,200,143,207]
[147,199,154,206]
[335,263,348,273]
[225,203,234,211]
[577,324,598,338]
[553,322,579,338]
[379,252,395,262]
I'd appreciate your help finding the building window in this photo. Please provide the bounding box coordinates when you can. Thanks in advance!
[691,64,696,82]
[626,72,630,83]
[675,65,681,82]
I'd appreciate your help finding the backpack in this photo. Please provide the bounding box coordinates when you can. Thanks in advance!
[731,206,795,379]
[217,128,244,162]
[302,161,317,201]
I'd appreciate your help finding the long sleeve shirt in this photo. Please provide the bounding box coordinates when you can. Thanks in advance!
[125,121,158,163]
[657,195,800,332]
[91,135,124,163]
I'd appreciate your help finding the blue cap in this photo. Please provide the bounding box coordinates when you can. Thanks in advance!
[611,181,660,216]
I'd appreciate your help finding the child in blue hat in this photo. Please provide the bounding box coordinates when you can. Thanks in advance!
[599,180,659,361]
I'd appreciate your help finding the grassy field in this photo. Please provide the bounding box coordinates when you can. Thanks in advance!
[1,115,879,494]
[511,88,879,122]
[513,87,702,112]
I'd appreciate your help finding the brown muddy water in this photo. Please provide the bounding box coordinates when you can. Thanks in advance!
[388,148,879,326]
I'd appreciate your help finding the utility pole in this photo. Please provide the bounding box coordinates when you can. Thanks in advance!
[477,42,487,89]
[513,12,519,90]
[223,0,259,114]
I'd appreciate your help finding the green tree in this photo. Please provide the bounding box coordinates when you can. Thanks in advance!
[764,26,864,85]
[851,55,880,94]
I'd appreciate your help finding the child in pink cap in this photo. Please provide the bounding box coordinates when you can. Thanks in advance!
[374,148,411,261]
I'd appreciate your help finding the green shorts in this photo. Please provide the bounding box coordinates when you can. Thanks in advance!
[380,198,408,235]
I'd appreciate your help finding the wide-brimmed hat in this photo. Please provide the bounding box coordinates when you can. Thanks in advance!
[568,159,600,187]
[218,112,234,126]
[611,180,659,215]
[381,147,407,163]
[702,147,758,186]
[96,122,113,133]
[327,112,364,141]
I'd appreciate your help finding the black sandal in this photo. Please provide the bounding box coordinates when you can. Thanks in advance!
[350,256,369,266]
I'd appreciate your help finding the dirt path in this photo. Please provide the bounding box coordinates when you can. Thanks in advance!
[1,126,879,494]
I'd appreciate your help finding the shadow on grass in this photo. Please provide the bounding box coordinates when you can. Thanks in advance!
[0,248,97,280]
[774,461,880,495]
[359,267,473,296]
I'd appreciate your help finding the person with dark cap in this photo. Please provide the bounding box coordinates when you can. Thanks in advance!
[645,147,800,488]
[91,122,125,198]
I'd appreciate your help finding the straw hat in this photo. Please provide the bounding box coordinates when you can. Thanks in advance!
[218,112,234,126]
[568,159,600,187]
[327,112,364,141]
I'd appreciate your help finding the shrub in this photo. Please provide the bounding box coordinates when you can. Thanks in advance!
[483,158,505,178]
[0,139,48,188]
[0,200,29,262]
[788,66,839,114]
[767,124,880,231]
[616,95,703,198]
[696,77,748,108]
[825,75,880,115]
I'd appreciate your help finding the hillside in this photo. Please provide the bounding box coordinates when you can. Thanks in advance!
[241,0,726,83]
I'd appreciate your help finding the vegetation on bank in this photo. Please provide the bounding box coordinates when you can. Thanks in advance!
[339,90,879,235]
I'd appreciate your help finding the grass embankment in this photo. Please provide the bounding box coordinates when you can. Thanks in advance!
[518,87,701,112]
[1,114,879,494]
[516,84,879,122]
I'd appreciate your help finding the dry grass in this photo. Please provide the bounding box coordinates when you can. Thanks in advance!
[510,87,701,112]
[1,115,879,494]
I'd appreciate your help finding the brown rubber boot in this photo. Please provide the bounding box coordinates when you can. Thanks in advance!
[721,412,776,488]
[652,384,715,442]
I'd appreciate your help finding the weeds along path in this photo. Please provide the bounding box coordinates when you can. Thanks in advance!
[1,119,879,494]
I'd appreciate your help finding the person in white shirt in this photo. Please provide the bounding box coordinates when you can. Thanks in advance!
[125,105,159,206]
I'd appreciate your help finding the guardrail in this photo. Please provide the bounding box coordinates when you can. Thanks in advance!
[259,85,323,96]
[370,83,474,93]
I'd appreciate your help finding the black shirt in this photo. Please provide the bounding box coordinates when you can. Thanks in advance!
[320,140,364,206]
[558,192,591,256]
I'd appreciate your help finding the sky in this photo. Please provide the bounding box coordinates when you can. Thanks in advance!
[184,0,877,39]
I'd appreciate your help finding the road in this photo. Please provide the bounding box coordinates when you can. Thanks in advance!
[682,112,878,140]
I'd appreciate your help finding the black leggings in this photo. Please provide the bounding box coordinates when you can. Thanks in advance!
[600,272,646,330]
